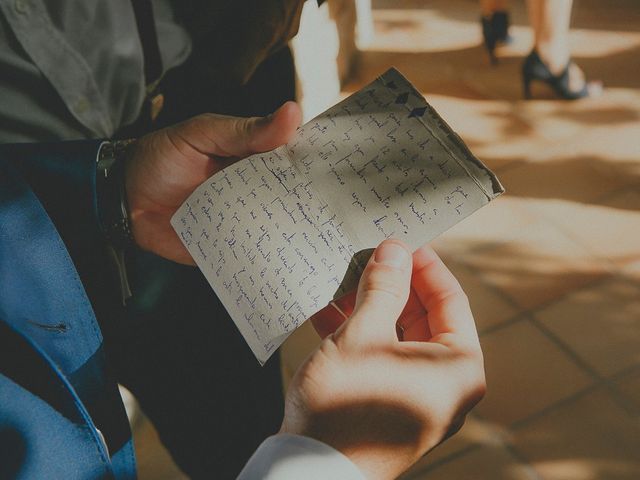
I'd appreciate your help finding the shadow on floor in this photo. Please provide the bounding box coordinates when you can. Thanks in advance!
[348,40,640,100]
[372,0,640,34]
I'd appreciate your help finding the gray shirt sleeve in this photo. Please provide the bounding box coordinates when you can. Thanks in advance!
[0,0,191,143]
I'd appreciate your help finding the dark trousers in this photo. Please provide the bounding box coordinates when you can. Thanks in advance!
[108,46,296,479]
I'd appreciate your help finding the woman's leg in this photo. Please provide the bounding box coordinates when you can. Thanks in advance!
[526,0,601,93]
[480,0,510,17]
[527,0,572,73]
[480,0,512,63]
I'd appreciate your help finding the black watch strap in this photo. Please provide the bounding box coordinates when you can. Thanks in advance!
[96,140,136,305]
[96,140,136,249]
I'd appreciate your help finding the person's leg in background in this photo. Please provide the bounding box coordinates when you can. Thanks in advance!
[524,0,602,98]
[480,0,601,98]
[480,0,512,64]
[480,0,509,17]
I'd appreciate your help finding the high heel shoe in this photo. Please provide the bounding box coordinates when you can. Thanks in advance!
[522,50,591,100]
[481,11,512,65]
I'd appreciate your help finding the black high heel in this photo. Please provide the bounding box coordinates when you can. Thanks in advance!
[522,50,590,100]
[481,11,512,65]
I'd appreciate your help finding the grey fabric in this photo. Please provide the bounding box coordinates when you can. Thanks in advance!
[0,0,191,142]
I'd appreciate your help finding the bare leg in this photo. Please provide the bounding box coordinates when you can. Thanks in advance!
[527,0,602,94]
[480,0,512,64]
[527,0,572,73]
[480,0,510,16]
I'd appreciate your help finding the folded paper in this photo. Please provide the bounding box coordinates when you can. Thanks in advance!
[172,68,504,364]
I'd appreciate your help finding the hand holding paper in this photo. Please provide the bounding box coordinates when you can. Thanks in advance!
[124,102,301,265]
[171,68,504,363]
[281,240,486,480]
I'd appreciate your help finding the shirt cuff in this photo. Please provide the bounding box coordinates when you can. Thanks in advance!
[238,434,366,480]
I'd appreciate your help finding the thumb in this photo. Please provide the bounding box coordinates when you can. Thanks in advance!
[179,101,302,159]
[340,240,412,346]
[241,101,303,154]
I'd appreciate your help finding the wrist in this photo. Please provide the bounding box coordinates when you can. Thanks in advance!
[96,139,137,249]
[96,139,137,304]
[280,411,430,480]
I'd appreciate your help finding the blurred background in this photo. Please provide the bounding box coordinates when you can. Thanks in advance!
[135,0,640,478]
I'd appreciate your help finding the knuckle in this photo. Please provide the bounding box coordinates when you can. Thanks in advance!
[449,347,486,406]
[233,118,249,139]
[476,375,487,400]
[444,414,467,441]
[455,337,484,363]
[238,118,261,151]
[297,339,345,400]
[465,359,487,404]
[360,268,408,300]
[469,375,487,407]
[198,112,216,122]
[189,113,215,129]
[459,290,470,306]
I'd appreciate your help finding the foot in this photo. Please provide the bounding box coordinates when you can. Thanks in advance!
[537,47,603,98]
[481,10,512,64]
[564,62,603,98]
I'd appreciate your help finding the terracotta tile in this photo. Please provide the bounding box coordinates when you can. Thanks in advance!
[402,415,507,477]
[622,259,640,282]
[437,258,520,332]
[534,100,640,131]
[534,277,640,377]
[476,321,593,425]
[571,0,640,32]
[554,122,640,168]
[431,196,546,254]
[614,369,640,413]
[425,95,537,149]
[369,6,481,54]
[497,160,625,205]
[433,99,560,174]
[603,188,640,210]
[509,124,640,193]
[513,102,587,143]
[513,77,640,139]
[598,190,640,267]
[512,389,640,480]
[522,193,640,268]
[459,222,610,310]
[404,444,536,480]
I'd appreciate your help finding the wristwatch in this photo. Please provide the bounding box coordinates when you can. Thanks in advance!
[96,139,136,248]
[96,139,137,304]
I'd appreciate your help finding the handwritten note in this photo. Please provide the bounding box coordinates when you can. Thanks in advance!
[172,68,504,364]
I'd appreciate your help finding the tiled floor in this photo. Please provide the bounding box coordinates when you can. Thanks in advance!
[136,0,640,478]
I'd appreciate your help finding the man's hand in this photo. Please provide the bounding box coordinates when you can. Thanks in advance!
[281,240,486,480]
[124,102,302,264]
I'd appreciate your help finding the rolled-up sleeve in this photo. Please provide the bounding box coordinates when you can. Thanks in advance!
[238,434,366,480]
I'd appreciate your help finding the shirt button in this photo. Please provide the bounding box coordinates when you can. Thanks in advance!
[14,0,29,15]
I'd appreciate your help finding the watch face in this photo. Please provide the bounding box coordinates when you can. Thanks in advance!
[98,140,134,176]
[97,143,118,176]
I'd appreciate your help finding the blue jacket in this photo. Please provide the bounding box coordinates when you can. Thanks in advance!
[0,141,136,479]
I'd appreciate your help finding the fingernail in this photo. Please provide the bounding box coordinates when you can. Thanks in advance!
[374,241,409,267]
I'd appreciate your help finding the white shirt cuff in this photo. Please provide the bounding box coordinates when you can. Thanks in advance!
[238,433,366,479]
